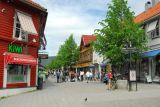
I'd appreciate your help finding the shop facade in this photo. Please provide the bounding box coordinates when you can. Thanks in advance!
[76,35,103,79]
[0,0,47,96]
[134,1,160,82]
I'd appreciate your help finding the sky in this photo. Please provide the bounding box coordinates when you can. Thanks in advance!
[35,0,148,56]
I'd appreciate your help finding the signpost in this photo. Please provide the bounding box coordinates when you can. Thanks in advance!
[122,41,138,91]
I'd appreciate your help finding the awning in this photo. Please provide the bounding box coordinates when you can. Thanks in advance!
[147,20,158,32]
[17,12,38,35]
[100,59,110,67]
[4,52,37,65]
[143,49,160,57]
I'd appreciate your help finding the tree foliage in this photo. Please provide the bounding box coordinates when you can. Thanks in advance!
[47,34,79,69]
[94,0,147,66]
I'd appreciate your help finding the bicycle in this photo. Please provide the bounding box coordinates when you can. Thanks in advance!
[110,76,118,90]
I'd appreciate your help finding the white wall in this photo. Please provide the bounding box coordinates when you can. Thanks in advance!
[92,51,103,64]
[145,18,160,50]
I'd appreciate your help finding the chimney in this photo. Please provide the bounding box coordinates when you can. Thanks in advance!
[145,1,151,10]
[152,0,160,6]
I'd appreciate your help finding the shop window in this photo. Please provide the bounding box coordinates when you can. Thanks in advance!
[155,56,160,77]
[7,64,29,83]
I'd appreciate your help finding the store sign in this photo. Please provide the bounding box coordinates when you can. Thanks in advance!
[130,70,136,81]
[8,44,22,54]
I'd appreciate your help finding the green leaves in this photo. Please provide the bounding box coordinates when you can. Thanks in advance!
[47,34,79,69]
[94,0,147,66]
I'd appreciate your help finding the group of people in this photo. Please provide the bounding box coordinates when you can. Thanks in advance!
[55,70,69,83]
[78,70,100,82]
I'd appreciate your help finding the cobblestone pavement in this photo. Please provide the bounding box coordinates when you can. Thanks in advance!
[1,76,160,107]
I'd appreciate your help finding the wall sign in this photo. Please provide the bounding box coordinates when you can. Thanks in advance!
[8,44,23,54]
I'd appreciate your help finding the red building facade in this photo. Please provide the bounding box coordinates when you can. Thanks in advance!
[0,0,47,89]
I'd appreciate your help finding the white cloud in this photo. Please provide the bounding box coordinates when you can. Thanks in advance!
[35,0,148,56]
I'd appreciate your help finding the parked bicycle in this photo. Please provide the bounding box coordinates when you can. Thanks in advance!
[110,74,118,90]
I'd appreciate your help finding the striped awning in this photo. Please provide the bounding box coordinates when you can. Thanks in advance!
[17,12,38,35]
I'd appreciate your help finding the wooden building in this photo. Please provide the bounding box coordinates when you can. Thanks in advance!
[0,0,47,96]
[76,35,96,72]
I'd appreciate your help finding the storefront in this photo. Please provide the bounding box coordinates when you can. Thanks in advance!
[3,52,37,88]
[142,49,160,82]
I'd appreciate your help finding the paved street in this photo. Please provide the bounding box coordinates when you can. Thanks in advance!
[1,77,160,107]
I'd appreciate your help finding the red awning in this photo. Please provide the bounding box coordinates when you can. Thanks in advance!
[3,52,37,66]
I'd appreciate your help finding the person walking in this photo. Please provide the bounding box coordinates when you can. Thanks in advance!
[108,72,113,90]
[56,70,60,83]
[80,70,84,81]
[86,71,90,83]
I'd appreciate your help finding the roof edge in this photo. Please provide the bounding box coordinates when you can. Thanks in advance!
[19,0,47,12]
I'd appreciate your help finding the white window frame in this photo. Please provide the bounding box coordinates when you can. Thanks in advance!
[147,20,159,39]
[13,11,28,42]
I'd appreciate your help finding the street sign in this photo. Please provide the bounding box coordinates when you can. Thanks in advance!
[130,70,136,81]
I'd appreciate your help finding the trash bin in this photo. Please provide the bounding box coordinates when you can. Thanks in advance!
[37,77,43,90]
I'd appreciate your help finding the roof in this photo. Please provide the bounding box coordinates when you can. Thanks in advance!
[19,0,47,12]
[82,35,96,46]
[134,3,160,23]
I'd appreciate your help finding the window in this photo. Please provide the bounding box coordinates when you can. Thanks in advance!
[7,64,29,83]
[13,11,38,41]
[147,20,159,39]
[150,25,159,39]
[13,13,28,41]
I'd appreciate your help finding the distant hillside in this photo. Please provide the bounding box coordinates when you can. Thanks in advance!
[41,56,56,67]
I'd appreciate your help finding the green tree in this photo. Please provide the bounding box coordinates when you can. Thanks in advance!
[94,0,147,66]
[61,34,79,68]
[47,34,79,69]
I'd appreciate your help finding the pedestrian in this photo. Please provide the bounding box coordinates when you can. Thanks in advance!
[80,70,84,81]
[108,72,113,90]
[56,70,60,83]
[86,71,90,83]
[89,71,93,81]
[104,73,108,89]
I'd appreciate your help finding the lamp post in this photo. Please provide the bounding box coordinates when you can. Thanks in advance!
[122,41,137,91]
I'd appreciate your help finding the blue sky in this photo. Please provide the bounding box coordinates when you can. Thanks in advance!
[35,0,148,56]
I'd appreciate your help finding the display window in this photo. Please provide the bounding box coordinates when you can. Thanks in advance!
[141,58,149,75]
[155,55,160,77]
[7,64,29,83]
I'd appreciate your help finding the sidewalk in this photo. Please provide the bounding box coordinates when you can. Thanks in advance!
[0,77,160,107]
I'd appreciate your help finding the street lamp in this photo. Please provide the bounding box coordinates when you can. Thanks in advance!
[122,41,137,91]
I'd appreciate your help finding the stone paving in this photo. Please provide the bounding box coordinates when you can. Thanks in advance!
[1,76,160,107]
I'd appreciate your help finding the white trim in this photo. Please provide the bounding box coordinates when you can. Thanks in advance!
[13,12,28,42]
[27,66,31,87]
[3,64,7,88]
[3,55,7,88]
[36,58,38,86]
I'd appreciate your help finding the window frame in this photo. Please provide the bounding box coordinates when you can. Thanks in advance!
[13,10,29,42]
[7,64,29,83]
[147,20,159,40]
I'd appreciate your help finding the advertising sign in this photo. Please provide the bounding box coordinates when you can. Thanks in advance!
[130,70,136,81]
